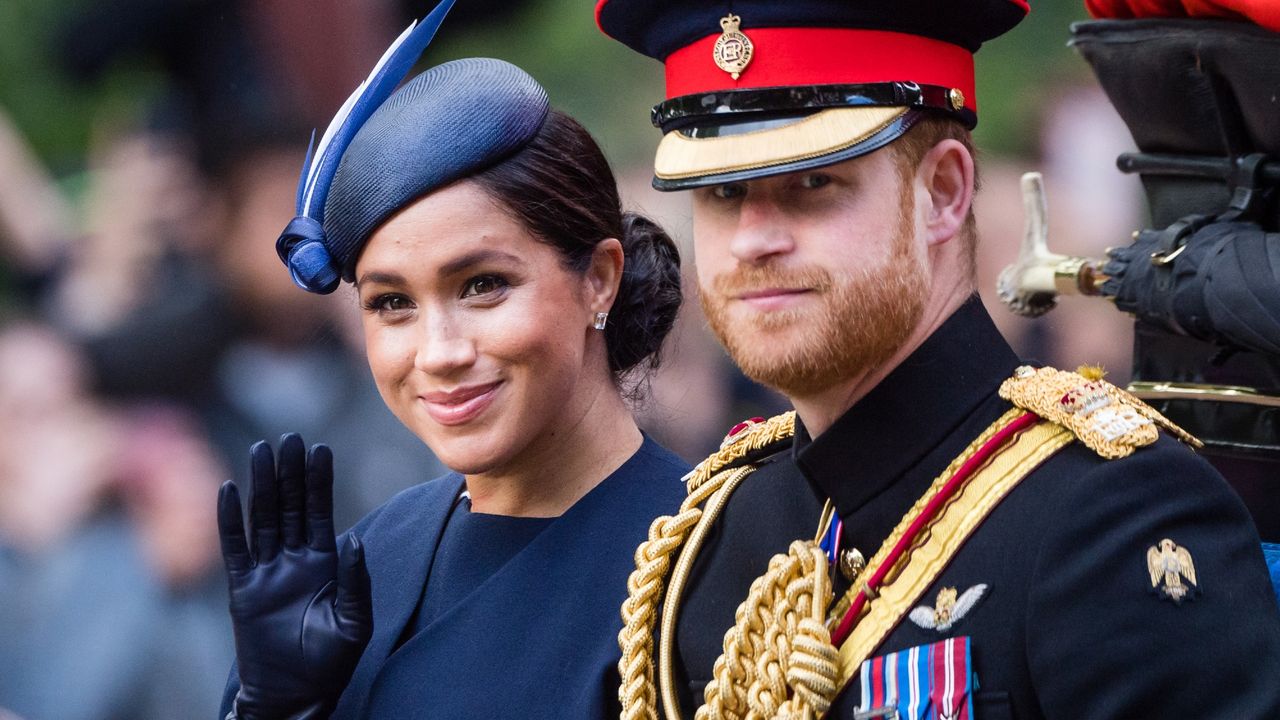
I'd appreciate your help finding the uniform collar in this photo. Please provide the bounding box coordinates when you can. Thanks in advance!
[793,296,1020,516]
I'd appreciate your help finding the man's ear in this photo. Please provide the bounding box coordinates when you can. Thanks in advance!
[917,139,975,247]
[585,237,625,315]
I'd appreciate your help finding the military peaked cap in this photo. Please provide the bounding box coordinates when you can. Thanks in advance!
[595,0,1029,189]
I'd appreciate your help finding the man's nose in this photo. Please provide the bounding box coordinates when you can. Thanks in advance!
[729,196,795,265]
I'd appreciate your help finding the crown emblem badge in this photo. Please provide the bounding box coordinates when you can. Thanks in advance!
[713,14,754,80]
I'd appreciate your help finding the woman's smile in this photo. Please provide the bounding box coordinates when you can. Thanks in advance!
[419,380,503,426]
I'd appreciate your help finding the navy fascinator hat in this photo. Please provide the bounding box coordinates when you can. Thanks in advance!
[275,0,551,293]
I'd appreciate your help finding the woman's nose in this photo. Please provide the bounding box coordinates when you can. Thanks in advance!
[413,321,478,376]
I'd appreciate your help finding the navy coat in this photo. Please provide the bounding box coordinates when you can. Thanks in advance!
[222,437,688,719]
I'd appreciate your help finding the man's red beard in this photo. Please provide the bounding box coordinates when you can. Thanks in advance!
[699,223,928,399]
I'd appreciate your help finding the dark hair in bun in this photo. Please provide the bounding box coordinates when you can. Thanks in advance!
[472,110,682,382]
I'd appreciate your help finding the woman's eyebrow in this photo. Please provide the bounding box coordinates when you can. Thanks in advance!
[437,248,522,277]
[354,270,406,288]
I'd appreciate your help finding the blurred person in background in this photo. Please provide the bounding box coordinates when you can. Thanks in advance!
[0,110,446,529]
[0,322,234,720]
[0,0,452,526]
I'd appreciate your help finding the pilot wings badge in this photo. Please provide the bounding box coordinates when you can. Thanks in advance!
[1147,538,1198,604]
[909,584,988,632]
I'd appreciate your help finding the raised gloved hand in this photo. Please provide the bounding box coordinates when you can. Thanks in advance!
[217,434,372,720]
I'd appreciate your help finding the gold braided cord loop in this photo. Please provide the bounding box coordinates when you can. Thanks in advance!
[661,466,755,720]
[618,409,799,720]
[999,365,1201,458]
[686,412,796,492]
[696,540,837,720]
[619,472,730,720]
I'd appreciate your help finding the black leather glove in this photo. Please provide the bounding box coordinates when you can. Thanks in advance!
[217,434,373,720]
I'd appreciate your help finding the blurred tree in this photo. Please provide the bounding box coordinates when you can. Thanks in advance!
[975,1,1095,156]
[0,0,166,174]
[415,0,664,170]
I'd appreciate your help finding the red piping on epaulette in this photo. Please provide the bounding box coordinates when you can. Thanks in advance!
[830,410,1041,647]
[663,28,977,110]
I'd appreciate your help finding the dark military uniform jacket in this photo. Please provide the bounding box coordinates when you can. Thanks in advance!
[672,297,1280,719]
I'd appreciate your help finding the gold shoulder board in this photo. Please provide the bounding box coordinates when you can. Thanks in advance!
[683,411,796,491]
[998,365,1201,459]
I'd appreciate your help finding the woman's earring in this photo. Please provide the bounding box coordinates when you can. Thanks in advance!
[593,312,609,331]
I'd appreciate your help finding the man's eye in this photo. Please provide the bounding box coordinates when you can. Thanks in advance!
[712,183,746,200]
[462,274,508,298]
[800,173,831,190]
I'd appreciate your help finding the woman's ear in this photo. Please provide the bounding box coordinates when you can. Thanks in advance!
[917,139,975,248]
[585,237,625,315]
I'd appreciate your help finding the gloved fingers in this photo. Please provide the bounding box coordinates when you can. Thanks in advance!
[305,443,337,552]
[335,534,373,633]
[277,433,308,550]
[218,480,253,576]
[248,440,281,563]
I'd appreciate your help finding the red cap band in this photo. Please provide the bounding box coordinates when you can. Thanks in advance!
[664,27,977,112]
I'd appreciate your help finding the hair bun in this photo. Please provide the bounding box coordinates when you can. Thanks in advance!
[606,211,682,376]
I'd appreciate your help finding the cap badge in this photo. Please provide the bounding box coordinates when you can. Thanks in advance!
[713,14,753,80]
[1147,538,1199,604]
[948,88,966,112]
[908,584,988,632]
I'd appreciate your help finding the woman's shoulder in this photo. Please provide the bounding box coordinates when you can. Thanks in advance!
[598,435,690,511]
[633,434,692,477]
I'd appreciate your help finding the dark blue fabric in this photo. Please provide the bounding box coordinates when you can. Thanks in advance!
[406,499,553,637]
[596,0,1028,60]
[220,436,688,719]
[323,58,549,282]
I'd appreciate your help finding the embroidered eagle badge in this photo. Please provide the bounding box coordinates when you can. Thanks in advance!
[909,584,987,632]
[1147,538,1198,603]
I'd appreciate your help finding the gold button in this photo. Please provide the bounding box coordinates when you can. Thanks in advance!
[839,548,866,582]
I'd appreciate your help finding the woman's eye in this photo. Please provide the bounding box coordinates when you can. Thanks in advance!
[800,173,831,190]
[461,274,508,299]
[711,183,746,200]
[363,294,413,313]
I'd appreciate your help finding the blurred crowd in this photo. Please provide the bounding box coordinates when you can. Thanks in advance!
[0,1,1143,718]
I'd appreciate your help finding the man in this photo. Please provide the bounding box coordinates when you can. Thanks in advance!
[596,1,1280,718]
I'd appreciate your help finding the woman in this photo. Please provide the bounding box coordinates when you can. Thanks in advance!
[215,10,687,719]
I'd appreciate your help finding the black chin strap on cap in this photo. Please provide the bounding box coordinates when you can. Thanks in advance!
[276,217,340,295]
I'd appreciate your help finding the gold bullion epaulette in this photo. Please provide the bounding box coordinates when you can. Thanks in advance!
[998,365,1202,459]
[683,411,796,491]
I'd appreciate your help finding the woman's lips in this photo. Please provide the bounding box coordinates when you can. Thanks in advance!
[420,381,502,426]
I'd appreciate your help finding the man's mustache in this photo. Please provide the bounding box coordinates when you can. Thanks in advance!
[709,265,834,297]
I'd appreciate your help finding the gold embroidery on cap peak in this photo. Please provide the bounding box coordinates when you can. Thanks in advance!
[713,14,754,80]
[999,365,1201,458]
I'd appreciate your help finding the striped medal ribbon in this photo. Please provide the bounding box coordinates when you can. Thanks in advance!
[853,637,976,720]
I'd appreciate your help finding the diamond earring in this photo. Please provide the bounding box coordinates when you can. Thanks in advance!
[593,312,609,330]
